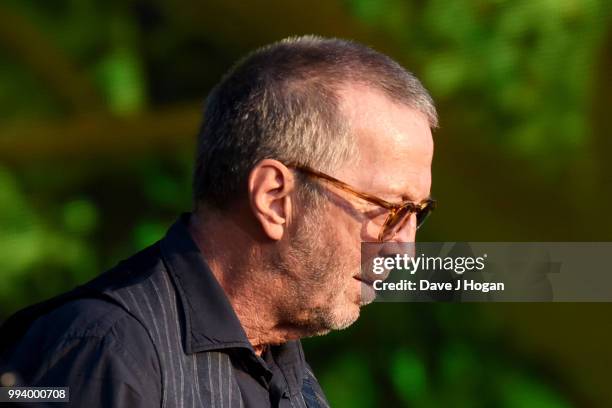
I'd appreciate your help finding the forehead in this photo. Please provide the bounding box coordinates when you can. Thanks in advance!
[337,84,434,201]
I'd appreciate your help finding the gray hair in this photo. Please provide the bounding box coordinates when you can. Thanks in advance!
[193,35,437,211]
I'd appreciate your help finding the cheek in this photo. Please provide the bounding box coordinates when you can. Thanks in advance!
[323,210,365,270]
[325,204,369,244]
[310,207,363,284]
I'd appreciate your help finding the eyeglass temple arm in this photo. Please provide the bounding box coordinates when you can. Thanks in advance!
[290,164,435,212]
[292,165,400,210]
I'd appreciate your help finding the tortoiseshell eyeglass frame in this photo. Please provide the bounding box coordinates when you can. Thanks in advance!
[289,164,436,242]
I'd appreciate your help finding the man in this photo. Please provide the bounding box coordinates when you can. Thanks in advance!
[0,35,437,407]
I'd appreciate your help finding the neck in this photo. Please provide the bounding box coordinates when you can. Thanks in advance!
[188,210,301,356]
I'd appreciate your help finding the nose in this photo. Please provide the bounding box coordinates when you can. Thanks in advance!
[391,212,417,243]
[370,213,416,283]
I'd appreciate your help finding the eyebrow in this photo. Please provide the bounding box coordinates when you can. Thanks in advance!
[380,188,426,204]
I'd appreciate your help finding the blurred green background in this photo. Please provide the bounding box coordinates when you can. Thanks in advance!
[1,0,611,406]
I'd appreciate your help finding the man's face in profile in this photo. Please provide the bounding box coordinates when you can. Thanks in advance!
[280,83,434,335]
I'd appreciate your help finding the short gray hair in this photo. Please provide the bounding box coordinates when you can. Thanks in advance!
[193,35,437,210]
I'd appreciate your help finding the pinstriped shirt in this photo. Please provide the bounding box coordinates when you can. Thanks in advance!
[0,214,330,408]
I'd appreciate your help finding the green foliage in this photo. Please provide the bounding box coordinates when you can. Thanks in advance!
[348,0,611,165]
[499,371,570,408]
[0,167,98,313]
[320,354,377,407]
[62,199,98,234]
[95,45,146,115]
[390,349,427,404]
[310,306,572,408]
[133,220,167,248]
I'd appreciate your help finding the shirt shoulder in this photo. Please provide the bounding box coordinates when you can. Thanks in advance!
[38,297,137,339]
[6,298,162,406]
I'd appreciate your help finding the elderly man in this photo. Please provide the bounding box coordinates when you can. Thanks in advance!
[0,36,436,407]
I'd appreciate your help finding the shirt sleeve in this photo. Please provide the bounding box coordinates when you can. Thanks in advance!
[3,299,162,408]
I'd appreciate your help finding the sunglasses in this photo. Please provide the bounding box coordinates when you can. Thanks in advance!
[290,165,436,242]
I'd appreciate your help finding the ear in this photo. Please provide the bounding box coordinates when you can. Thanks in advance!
[248,159,296,241]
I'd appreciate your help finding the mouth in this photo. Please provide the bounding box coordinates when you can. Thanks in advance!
[353,276,377,305]
[353,275,375,287]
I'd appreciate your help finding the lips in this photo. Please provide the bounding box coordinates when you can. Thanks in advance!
[353,275,375,286]
[353,276,377,306]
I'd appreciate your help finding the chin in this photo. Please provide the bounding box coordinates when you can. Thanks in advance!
[327,302,361,331]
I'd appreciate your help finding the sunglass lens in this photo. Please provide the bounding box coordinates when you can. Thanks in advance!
[381,205,411,241]
[416,201,436,228]
[380,201,436,241]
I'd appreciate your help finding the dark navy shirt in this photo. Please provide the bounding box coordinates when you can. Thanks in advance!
[0,214,329,408]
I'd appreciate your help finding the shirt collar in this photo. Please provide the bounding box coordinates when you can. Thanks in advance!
[159,213,253,354]
[159,213,307,393]
[267,340,308,398]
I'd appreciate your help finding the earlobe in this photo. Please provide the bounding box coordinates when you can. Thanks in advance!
[248,160,295,241]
